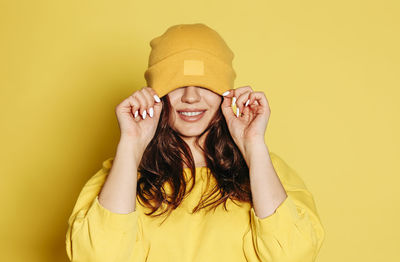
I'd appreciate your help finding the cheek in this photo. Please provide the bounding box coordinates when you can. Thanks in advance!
[169,110,177,124]
[211,98,222,111]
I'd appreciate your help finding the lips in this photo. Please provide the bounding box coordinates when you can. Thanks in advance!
[177,109,207,112]
[177,110,206,122]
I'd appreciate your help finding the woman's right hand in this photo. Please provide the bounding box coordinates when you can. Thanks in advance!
[115,86,163,150]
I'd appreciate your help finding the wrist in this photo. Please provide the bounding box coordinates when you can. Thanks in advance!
[117,137,144,165]
[244,136,266,152]
[243,139,269,164]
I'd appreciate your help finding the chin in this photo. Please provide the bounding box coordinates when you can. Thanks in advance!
[176,127,207,138]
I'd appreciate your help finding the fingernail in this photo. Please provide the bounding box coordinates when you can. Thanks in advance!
[245,99,250,107]
[142,110,146,119]
[222,91,230,96]
[236,107,239,117]
[134,110,138,118]
[232,97,236,107]
[154,94,161,103]
[149,107,153,118]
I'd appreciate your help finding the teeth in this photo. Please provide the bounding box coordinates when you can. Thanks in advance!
[179,111,203,116]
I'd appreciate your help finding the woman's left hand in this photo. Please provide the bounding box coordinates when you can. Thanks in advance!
[221,85,271,155]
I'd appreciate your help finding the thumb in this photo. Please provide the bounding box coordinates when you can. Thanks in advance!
[153,99,163,119]
[221,89,236,120]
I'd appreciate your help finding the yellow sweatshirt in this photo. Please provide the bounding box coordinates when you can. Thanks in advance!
[65,152,325,262]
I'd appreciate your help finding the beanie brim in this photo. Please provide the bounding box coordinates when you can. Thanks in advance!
[144,49,236,98]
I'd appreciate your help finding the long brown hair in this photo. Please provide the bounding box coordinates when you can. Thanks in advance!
[137,94,252,223]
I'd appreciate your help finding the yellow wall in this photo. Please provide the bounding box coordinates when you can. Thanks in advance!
[1,0,399,261]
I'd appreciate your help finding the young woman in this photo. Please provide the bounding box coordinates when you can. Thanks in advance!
[66,23,325,262]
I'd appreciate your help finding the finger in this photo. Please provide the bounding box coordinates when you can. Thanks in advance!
[230,85,253,107]
[221,88,236,119]
[144,87,163,118]
[133,91,148,120]
[126,96,141,121]
[248,91,269,113]
[241,102,252,121]
[235,90,252,118]
[144,86,161,104]
[140,87,157,118]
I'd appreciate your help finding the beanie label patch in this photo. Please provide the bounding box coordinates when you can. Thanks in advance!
[183,60,204,76]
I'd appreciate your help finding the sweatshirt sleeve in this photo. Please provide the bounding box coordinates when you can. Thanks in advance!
[65,157,142,262]
[244,152,325,262]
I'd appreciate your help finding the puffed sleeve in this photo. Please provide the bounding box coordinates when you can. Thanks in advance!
[65,157,144,262]
[243,152,325,262]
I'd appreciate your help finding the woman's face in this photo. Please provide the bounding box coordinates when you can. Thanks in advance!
[168,86,222,138]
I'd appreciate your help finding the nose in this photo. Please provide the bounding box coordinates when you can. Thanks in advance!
[181,86,201,103]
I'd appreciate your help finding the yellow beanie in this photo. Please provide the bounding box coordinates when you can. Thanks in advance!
[144,23,237,98]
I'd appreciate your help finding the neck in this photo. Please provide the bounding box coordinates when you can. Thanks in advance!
[181,131,208,168]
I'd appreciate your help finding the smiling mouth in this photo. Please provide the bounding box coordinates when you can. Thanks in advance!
[179,111,204,116]
[177,110,206,122]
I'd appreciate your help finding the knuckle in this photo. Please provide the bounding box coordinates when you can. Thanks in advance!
[240,86,253,92]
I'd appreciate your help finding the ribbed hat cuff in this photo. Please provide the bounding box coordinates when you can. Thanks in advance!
[144,49,236,98]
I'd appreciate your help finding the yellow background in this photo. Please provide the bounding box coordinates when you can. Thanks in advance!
[1,0,399,261]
